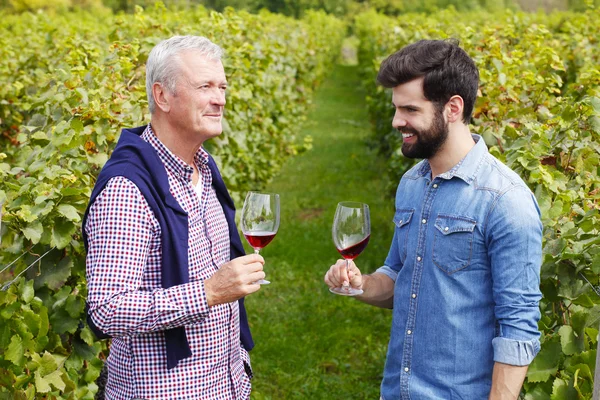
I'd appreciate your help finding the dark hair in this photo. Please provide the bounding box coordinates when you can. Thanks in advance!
[377,39,479,124]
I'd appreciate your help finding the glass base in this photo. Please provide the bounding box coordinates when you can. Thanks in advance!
[254,279,270,285]
[329,286,363,296]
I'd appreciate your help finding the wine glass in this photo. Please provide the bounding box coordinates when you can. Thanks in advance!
[240,191,280,285]
[331,201,370,296]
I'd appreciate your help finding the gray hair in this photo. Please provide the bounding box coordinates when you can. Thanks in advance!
[146,35,224,114]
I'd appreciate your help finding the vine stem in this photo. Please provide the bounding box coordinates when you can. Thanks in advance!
[1,247,55,291]
[0,246,33,275]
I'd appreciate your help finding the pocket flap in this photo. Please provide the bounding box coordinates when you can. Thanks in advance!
[394,209,414,228]
[434,215,476,235]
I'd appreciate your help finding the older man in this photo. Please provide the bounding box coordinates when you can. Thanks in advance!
[83,36,265,399]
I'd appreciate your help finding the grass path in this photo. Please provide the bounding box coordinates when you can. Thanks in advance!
[245,65,396,399]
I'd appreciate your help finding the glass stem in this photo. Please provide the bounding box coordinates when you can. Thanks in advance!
[254,249,260,254]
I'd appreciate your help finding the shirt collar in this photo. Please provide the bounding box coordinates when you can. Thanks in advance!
[142,125,210,182]
[416,134,488,184]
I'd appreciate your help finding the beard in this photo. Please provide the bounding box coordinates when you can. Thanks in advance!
[400,107,449,160]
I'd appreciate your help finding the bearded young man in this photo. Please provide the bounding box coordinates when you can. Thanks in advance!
[84,36,265,399]
[324,39,543,399]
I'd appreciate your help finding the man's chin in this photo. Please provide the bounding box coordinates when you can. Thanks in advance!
[203,130,223,140]
[401,144,419,159]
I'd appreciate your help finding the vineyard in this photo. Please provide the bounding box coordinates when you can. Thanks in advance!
[0,2,599,400]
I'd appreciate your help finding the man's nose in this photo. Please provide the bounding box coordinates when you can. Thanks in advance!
[211,88,226,106]
[392,111,407,129]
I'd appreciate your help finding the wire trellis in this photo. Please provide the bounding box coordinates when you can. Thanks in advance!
[1,247,56,291]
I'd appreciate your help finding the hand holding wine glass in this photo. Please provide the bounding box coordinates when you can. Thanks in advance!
[240,191,280,285]
[330,201,370,296]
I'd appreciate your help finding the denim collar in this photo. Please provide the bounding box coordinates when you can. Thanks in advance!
[415,134,487,184]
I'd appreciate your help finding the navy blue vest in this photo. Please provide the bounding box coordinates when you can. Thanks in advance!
[82,126,254,369]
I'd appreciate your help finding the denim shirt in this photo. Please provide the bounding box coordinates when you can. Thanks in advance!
[377,135,542,400]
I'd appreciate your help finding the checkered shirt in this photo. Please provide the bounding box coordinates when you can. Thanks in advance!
[85,125,251,399]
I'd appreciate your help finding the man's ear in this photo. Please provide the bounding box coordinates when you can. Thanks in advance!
[445,95,464,123]
[153,82,171,113]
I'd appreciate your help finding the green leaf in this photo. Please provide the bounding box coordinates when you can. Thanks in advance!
[49,308,79,335]
[21,307,41,337]
[558,325,580,355]
[0,368,16,393]
[550,377,579,400]
[5,335,25,366]
[34,256,72,291]
[70,118,84,132]
[22,220,43,244]
[51,218,76,249]
[34,369,51,393]
[0,299,20,320]
[73,337,102,361]
[524,385,551,400]
[0,324,11,348]
[31,352,58,376]
[65,295,84,318]
[38,307,49,338]
[80,326,96,346]
[527,340,561,382]
[57,204,81,222]
[19,279,35,304]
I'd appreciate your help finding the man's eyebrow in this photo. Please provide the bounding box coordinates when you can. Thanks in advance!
[392,103,422,111]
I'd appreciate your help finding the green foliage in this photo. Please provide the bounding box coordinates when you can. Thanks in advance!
[249,64,393,400]
[4,0,105,12]
[355,7,600,399]
[0,5,344,398]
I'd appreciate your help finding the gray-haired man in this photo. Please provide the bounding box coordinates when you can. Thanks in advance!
[84,36,264,399]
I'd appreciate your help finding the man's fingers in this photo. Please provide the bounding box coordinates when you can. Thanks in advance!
[324,271,338,288]
[237,254,265,265]
[245,261,264,273]
[245,281,262,294]
[248,270,266,284]
[324,263,348,287]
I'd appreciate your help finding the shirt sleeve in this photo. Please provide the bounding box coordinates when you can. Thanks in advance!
[487,185,543,366]
[85,176,210,337]
[380,212,405,278]
[375,265,399,282]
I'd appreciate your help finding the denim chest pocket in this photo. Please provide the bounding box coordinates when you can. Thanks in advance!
[432,214,477,274]
[393,208,414,263]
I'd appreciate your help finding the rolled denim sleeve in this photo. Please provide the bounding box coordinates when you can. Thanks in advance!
[487,185,543,366]
[375,265,399,282]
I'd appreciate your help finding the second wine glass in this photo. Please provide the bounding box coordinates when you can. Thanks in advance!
[331,201,370,296]
[240,191,280,285]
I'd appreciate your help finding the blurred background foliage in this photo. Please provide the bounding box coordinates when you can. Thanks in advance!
[1,0,600,16]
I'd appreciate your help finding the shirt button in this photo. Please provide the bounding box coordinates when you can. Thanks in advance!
[404,367,409,372]
[412,293,417,298]
[421,219,427,224]
[433,184,438,188]
[444,227,449,232]
[407,330,412,335]
[417,256,422,261]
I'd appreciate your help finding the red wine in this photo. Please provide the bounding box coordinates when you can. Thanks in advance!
[337,235,370,260]
[244,231,277,250]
